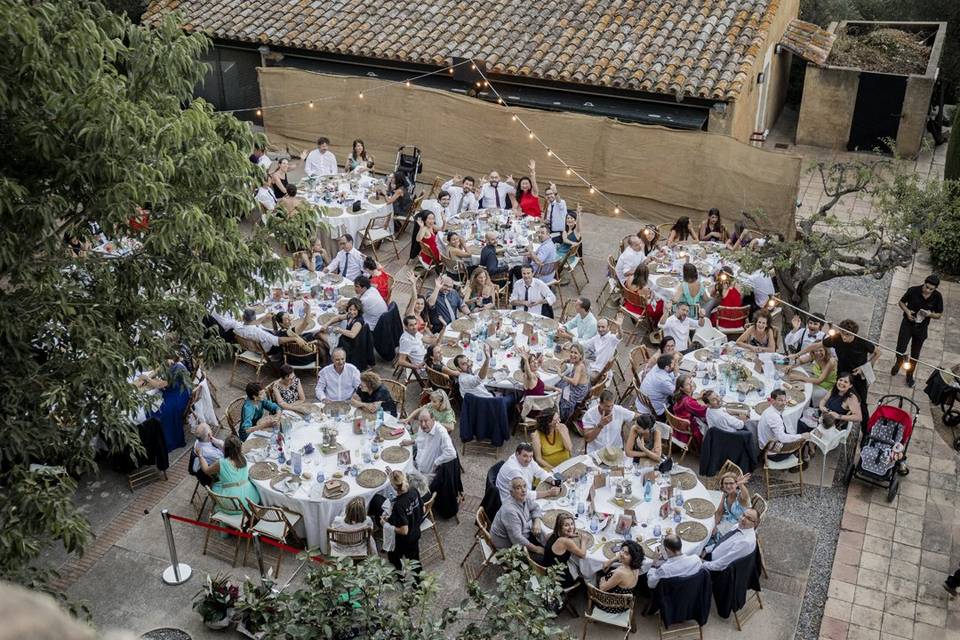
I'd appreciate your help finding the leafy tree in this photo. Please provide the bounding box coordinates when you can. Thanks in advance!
[946,106,960,182]
[0,0,311,599]
[739,158,940,314]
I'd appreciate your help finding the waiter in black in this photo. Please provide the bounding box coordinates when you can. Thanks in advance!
[891,275,943,387]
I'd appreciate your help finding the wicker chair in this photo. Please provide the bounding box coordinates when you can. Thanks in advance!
[629,345,651,388]
[327,526,373,562]
[247,503,303,576]
[582,583,635,639]
[381,379,407,418]
[420,492,446,562]
[224,396,245,438]
[230,335,269,387]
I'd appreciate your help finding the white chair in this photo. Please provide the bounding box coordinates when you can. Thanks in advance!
[359,212,400,262]
[518,392,561,436]
[762,440,805,498]
[692,324,726,349]
[653,420,673,458]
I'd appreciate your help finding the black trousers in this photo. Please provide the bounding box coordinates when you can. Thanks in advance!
[388,537,421,573]
[947,568,960,589]
[894,318,928,378]
[852,376,870,445]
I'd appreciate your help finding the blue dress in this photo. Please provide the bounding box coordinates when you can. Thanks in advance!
[556,231,579,259]
[153,362,191,452]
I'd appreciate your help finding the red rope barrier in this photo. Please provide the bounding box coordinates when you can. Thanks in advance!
[166,512,327,564]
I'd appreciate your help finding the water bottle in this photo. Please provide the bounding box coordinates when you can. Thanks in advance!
[317,468,325,484]
[292,451,302,476]
[644,480,653,503]
[377,405,384,426]
[653,523,662,538]
[675,490,684,508]
[590,514,599,534]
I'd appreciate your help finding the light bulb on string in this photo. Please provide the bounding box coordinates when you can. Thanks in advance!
[902,361,912,371]
[589,186,595,194]
[767,298,778,309]
[405,81,411,87]
[528,132,534,139]
[827,328,837,337]
[256,109,262,117]
[308,101,314,108]
[498,98,503,104]
[471,63,476,70]
[512,115,517,121]
[614,206,620,214]
[547,149,553,157]
[565,168,572,176]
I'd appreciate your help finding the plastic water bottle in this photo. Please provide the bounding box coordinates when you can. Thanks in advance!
[653,523,662,538]
[644,480,653,503]
[317,468,325,484]
[590,514,600,534]
[675,490,684,508]
[377,405,384,426]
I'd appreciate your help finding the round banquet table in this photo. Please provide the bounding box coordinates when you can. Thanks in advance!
[245,405,414,552]
[441,208,538,268]
[681,344,813,433]
[535,455,717,580]
[439,309,563,392]
[645,242,742,303]
[299,173,391,241]
[252,269,355,341]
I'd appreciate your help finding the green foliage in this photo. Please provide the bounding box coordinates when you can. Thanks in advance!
[946,108,960,182]
[243,548,571,640]
[0,0,310,596]
[920,179,960,274]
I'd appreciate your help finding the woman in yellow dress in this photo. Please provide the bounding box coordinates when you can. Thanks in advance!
[531,409,573,470]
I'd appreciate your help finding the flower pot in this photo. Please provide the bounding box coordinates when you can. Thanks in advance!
[203,608,234,631]
[236,620,266,639]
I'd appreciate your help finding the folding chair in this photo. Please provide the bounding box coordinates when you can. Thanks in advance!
[359,212,400,262]
[751,494,770,578]
[230,335,268,387]
[692,324,726,349]
[595,256,622,310]
[420,492,446,562]
[247,503,303,576]
[565,241,589,290]
[581,583,635,639]
[715,305,751,339]
[282,340,324,379]
[762,440,804,498]
[526,548,583,617]
[460,507,500,580]
[381,379,407,418]
[665,409,696,463]
[517,391,560,436]
[327,526,373,561]
[202,489,252,567]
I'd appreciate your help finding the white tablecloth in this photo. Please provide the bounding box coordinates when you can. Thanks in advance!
[646,242,741,303]
[253,270,355,338]
[537,455,716,579]
[249,407,413,552]
[443,209,537,267]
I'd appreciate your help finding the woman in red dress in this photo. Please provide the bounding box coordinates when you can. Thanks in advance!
[416,211,441,269]
[622,264,664,325]
[363,256,391,303]
[709,266,744,329]
[514,159,541,218]
[670,375,707,447]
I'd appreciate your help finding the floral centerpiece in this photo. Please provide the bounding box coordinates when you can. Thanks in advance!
[193,573,239,629]
[725,361,752,382]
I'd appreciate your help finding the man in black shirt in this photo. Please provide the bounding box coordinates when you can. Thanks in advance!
[891,275,943,387]
[794,319,879,442]
[383,470,424,575]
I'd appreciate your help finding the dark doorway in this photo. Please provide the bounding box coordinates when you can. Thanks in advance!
[847,72,907,153]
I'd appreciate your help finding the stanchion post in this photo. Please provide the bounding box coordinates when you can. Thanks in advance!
[252,532,267,581]
[161,509,192,585]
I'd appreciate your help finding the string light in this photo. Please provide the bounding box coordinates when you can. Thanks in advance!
[405,81,411,87]
[471,63,476,70]
[256,109,262,117]
[308,101,314,108]
[512,115,517,121]
[902,361,912,371]
[448,67,454,73]
[498,98,503,104]
[358,92,364,99]
[614,206,620,214]
[528,132,534,139]
[589,186,595,194]
[566,169,572,176]
[547,149,553,157]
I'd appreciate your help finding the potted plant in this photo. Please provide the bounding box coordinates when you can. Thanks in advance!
[192,573,239,630]
[235,577,277,639]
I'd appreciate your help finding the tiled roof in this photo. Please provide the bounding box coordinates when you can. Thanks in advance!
[144,0,782,101]
[779,18,835,66]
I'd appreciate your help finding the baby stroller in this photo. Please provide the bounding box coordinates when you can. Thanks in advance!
[844,395,918,502]
[394,145,422,195]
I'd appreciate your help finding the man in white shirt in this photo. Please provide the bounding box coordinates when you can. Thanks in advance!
[250,145,272,171]
[449,348,493,399]
[638,354,677,418]
[325,233,365,281]
[743,270,775,308]
[526,225,558,280]
[403,411,457,480]
[659,302,707,352]
[479,171,515,209]
[704,391,750,432]
[353,275,387,330]
[304,136,338,177]
[233,308,305,359]
[582,390,635,454]
[510,265,557,317]
[757,389,809,459]
[543,184,568,242]
[615,235,646,284]
[557,297,597,341]
[702,510,759,572]
[441,175,480,216]
[255,175,277,212]
[397,314,429,374]
[647,535,703,588]
[314,348,361,401]
[583,318,620,376]
[495,442,562,503]
[784,313,826,354]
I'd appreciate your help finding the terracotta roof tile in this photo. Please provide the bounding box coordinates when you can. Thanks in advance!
[779,18,835,66]
[144,0,782,101]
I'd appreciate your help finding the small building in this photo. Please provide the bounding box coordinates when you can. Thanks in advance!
[145,0,801,144]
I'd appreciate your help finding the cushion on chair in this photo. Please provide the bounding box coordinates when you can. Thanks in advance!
[252,519,287,540]
[585,607,632,628]
[765,454,800,470]
[237,351,266,364]
[420,517,435,531]
[211,511,245,530]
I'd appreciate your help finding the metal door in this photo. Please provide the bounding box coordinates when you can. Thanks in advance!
[847,72,907,153]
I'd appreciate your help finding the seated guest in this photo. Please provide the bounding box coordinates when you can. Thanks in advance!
[329,497,376,558]
[304,136,337,176]
[403,411,457,481]
[250,144,272,171]
[271,364,311,414]
[479,171,515,209]
[543,512,589,588]
[416,210,442,267]
[785,313,826,354]
[198,435,261,512]
[441,174,480,215]
[713,472,751,537]
[268,157,293,199]
[640,225,659,255]
[702,509,759,572]
[615,235,645,284]
[490,476,545,559]
[557,296,597,341]
[523,225,558,280]
[673,263,708,320]
[544,184,570,244]
[816,372,862,431]
[622,264,664,325]
[239,382,280,441]
[463,266,497,311]
[397,314,431,379]
[643,336,680,376]
[583,317,620,377]
[659,301,707,353]
[353,275,387,330]
[625,414,663,464]
[736,309,776,353]
[443,231,473,268]
[697,208,726,242]
[496,442,562,503]
[192,422,224,468]
[666,216,694,245]
[351,371,397,417]
[345,138,374,174]
[255,174,277,212]
[726,221,751,250]
[556,343,590,422]
[596,541,644,610]
[513,161,541,218]
[757,389,811,462]
[276,184,305,216]
[404,274,433,336]
[707,266,742,327]
[509,265,556,317]
[638,354,677,419]
[408,389,456,433]
[323,298,374,371]
[583,390,635,454]
[234,307,306,365]
[517,348,555,398]
[480,231,508,278]
[647,535,703,588]
[742,269,775,310]
[428,275,468,333]
[531,409,573,471]
[447,347,493,399]
[314,348,361,402]
[704,390,750,432]
[426,191,450,230]
[271,307,317,346]
[363,257,391,303]
[296,238,328,272]
[670,375,707,447]
[324,233,364,281]
[787,345,837,406]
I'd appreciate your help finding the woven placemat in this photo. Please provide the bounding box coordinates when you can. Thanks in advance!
[601,540,622,560]
[510,310,532,322]
[642,538,662,560]
[560,462,588,481]
[671,473,697,491]
[536,480,567,500]
[511,370,526,385]
[339,285,356,298]
[724,402,750,413]
[693,349,713,363]
[242,437,269,454]
[541,357,562,373]
[378,425,404,440]
[753,401,770,415]
[322,479,349,500]
[380,446,410,463]
[320,207,344,218]
[449,318,474,333]
[356,468,387,489]
[683,497,715,519]
[324,401,351,417]
[656,275,679,288]
[536,317,558,331]
[541,509,566,529]
[439,344,463,358]
[677,521,709,543]
[578,531,595,549]
[249,461,280,482]
[270,473,302,494]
